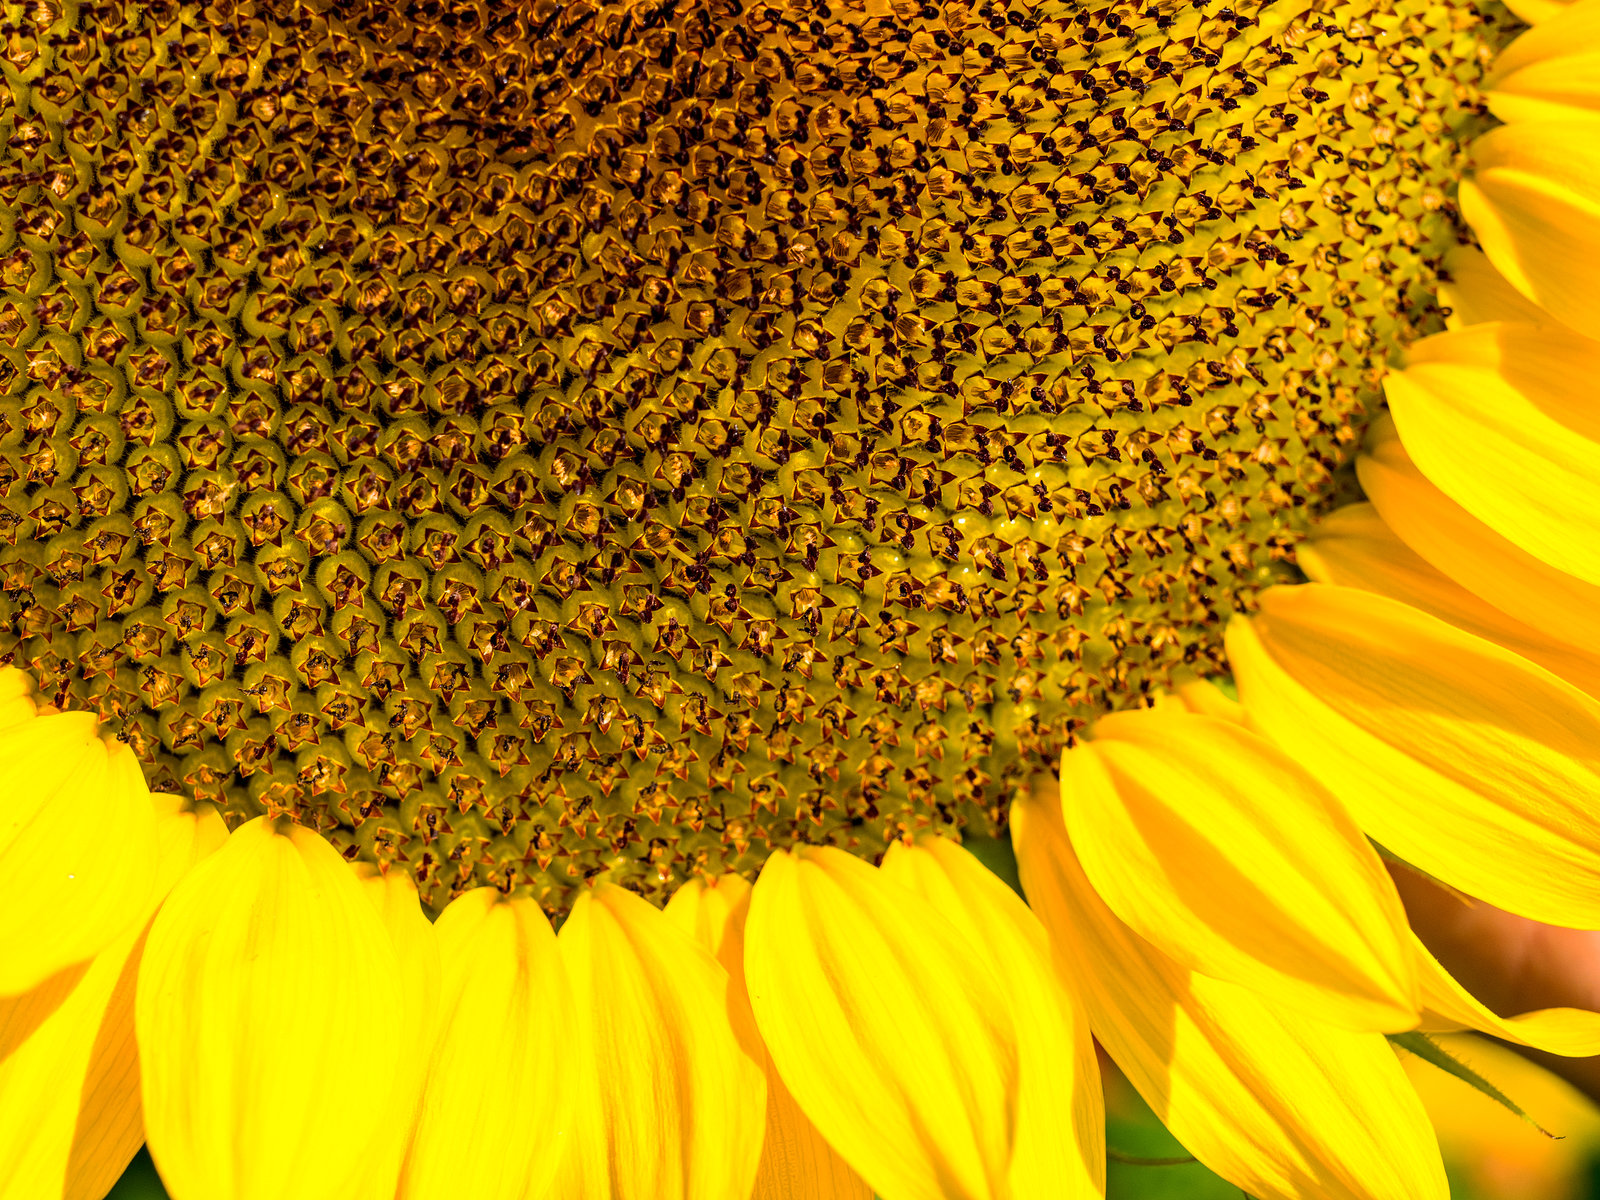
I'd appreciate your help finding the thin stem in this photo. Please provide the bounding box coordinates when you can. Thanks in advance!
[1105,1149,1199,1167]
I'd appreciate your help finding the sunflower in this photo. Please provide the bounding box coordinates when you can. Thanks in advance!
[3,0,1597,1196]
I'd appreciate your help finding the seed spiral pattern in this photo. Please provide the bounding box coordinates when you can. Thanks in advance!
[0,0,1507,910]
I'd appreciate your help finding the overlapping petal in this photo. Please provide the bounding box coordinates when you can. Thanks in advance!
[1301,501,1600,700]
[398,889,565,1200]
[1229,584,1600,927]
[0,794,224,1200]
[1438,247,1556,328]
[1357,416,1600,658]
[744,845,1100,1200]
[1383,321,1600,587]
[555,883,765,1200]
[878,837,1104,1200]
[0,681,159,995]
[1458,122,1600,340]
[1488,0,1600,123]
[664,876,873,1200]
[1062,707,1417,1031]
[137,817,408,1200]
[1011,787,1446,1200]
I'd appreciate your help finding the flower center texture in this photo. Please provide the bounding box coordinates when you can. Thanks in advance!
[0,0,1507,911]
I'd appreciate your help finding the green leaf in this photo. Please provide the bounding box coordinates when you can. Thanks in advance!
[1389,1031,1557,1138]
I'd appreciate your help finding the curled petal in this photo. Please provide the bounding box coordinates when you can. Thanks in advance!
[137,818,408,1200]
[1011,787,1446,1200]
[399,889,566,1200]
[0,685,159,995]
[1064,707,1417,1031]
[556,884,765,1200]
[1459,122,1600,340]
[745,845,1095,1200]
[1415,938,1600,1057]
[1230,584,1600,927]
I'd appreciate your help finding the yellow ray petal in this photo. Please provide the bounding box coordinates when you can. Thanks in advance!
[1491,0,1600,82]
[1064,708,1417,1031]
[1301,502,1600,700]
[1172,678,1245,722]
[1384,864,1600,1058]
[1011,787,1447,1200]
[0,713,159,995]
[137,817,407,1200]
[350,869,438,1200]
[1229,584,1600,927]
[1437,247,1555,329]
[1458,122,1600,341]
[745,845,1086,1200]
[1383,321,1600,587]
[0,795,224,1200]
[879,837,1104,1198]
[398,888,566,1200]
[1502,0,1580,23]
[1413,932,1600,1057]
[663,876,874,1200]
[555,883,765,1200]
[1357,414,1600,657]
[1487,0,1600,125]
[1490,54,1600,124]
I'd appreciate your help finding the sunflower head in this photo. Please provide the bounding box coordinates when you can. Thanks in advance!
[0,0,1512,911]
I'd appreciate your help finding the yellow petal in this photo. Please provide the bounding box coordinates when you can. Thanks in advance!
[1489,0,1600,122]
[0,795,223,1200]
[0,713,159,995]
[1357,415,1600,657]
[1490,54,1600,124]
[1458,122,1600,340]
[1065,708,1417,1031]
[663,876,874,1200]
[1413,932,1600,1057]
[1229,584,1600,927]
[1437,247,1554,328]
[1383,321,1600,587]
[398,888,566,1200]
[1011,787,1447,1200]
[555,883,765,1200]
[1172,678,1245,722]
[746,846,1073,1200]
[879,837,1105,1198]
[137,817,407,1200]
[1502,0,1580,23]
[1301,502,1600,701]
[1495,0,1600,73]
[350,869,438,1200]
